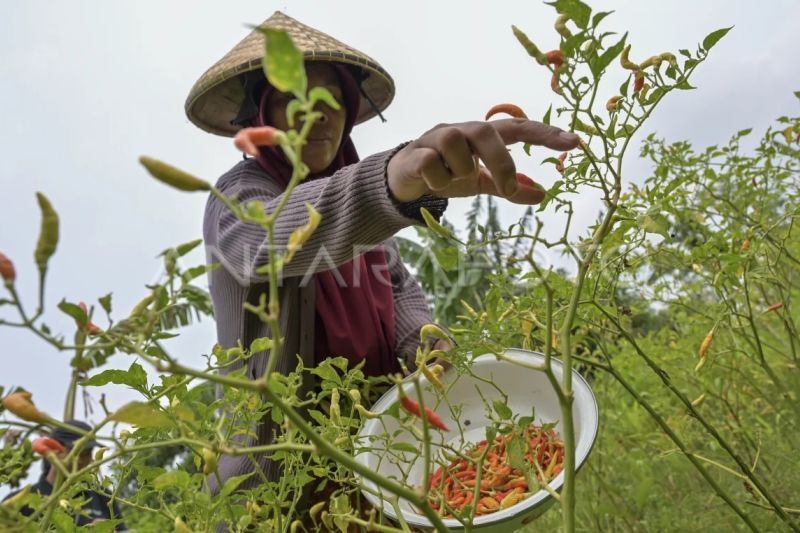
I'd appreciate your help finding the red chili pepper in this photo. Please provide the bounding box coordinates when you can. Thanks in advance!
[400,396,450,431]
[633,71,645,93]
[766,302,784,313]
[32,436,65,455]
[545,49,564,65]
[0,252,15,283]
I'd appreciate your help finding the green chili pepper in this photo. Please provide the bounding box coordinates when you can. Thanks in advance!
[139,156,211,192]
[34,192,59,277]
[554,14,572,39]
[511,25,548,65]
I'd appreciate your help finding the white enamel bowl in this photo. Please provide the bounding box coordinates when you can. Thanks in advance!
[354,349,599,532]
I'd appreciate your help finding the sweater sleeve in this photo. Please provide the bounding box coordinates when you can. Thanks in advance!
[205,145,422,285]
[385,238,437,368]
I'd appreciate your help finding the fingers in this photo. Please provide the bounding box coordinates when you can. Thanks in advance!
[491,118,581,151]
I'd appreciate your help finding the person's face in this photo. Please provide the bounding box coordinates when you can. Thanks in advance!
[264,62,347,174]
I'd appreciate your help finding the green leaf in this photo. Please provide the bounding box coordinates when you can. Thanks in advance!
[58,300,87,326]
[506,434,526,472]
[592,10,613,28]
[432,245,459,271]
[493,400,513,420]
[590,32,627,78]
[542,104,552,125]
[420,207,455,240]
[83,362,148,391]
[109,401,172,428]
[260,28,307,97]
[175,239,203,257]
[250,337,274,354]
[308,86,341,110]
[547,0,592,29]
[220,472,254,498]
[637,212,671,239]
[152,469,191,491]
[675,79,696,90]
[390,442,419,454]
[98,293,112,315]
[702,27,732,52]
[523,143,532,156]
[794,90,800,100]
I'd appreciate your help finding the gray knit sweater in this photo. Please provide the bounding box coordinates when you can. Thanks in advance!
[202,144,445,491]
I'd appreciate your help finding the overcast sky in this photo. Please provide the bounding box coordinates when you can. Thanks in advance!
[1,0,798,495]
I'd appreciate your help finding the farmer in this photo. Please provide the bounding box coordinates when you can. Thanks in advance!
[1,420,125,529]
[187,11,578,496]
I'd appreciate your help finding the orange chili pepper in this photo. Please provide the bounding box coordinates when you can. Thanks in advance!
[765,302,784,313]
[399,396,450,432]
[485,103,528,120]
[31,436,65,455]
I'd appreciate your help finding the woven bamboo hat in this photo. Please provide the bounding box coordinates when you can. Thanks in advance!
[185,11,395,137]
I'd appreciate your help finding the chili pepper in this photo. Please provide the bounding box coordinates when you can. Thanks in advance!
[554,14,572,38]
[606,95,623,112]
[512,25,548,65]
[174,516,192,533]
[765,302,784,313]
[695,356,708,373]
[329,388,342,425]
[633,71,645,93]
[739,239,750,253]
[638,83,651,104]
[620,45,638,71]
[556,152,567,173]
[1,484,31,509]
[0,252,15,283]
[202,447,218,476]
[460,299,479,318]
[484,103,528,120]
[550,63,562,93]
[500,487,527,509]
[289,520,302,533]
[399,396,450,432]
[309,501,326,521]
[419,323,451,344]
[545,49,564,65]
[659,52,678,67]
[76,302,103,335]
[246,500,262,514]
[698,330,714,359]
[691,393,707,408]
[422,363,445,390]
[94,447,106,462]
[355,405,380,419]
[233,126,284,157]
[348,388,361,404]
[139,156,211,192]
[2,391,48,423]
[130,294,155,318]
[31,437,65,455]
[638,55,663,70]
[34,193,59,276]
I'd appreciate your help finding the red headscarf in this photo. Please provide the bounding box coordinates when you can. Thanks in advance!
[251,63,399,377]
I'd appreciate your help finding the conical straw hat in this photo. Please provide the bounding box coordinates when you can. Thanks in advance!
[185,11,395,137]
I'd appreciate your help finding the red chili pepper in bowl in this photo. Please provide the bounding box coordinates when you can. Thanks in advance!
[399,396,450,432]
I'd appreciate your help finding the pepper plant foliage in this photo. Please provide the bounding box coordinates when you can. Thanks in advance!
[2,1,799,532]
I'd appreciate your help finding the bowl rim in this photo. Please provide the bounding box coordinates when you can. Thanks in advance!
[353,348,600,528]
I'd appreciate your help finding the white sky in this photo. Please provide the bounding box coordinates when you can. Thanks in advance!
[1,0,798,496]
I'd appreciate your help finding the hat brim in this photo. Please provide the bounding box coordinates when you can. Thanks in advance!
[185,12,395,137]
